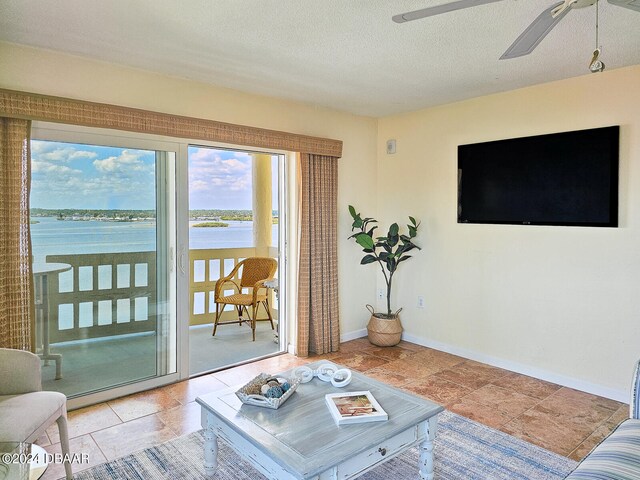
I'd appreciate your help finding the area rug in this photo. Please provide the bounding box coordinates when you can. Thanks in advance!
[75,410,577,479]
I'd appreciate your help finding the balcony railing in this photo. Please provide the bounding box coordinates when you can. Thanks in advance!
[42,248,277,344]
[44,252,157,343]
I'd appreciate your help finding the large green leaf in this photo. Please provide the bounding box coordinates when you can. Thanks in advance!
[360,255,377,265]
[409,216,417,226]
[355,233,374,250]
[389,223,399,236]
[348,205,357,218]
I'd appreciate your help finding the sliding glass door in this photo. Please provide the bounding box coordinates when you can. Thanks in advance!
[187,146,284,374]
[29,123,289,400]
[30,137,177,398]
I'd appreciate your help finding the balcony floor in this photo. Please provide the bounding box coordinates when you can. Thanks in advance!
[42,322,280,397]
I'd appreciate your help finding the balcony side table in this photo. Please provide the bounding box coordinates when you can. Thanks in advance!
[33,262,71,380]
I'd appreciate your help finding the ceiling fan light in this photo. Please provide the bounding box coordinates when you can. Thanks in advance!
[589,57,606,72]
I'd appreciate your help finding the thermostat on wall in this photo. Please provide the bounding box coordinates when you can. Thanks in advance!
[386,139,396,154]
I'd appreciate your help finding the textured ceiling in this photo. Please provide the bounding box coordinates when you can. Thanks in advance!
[1,0,639,117]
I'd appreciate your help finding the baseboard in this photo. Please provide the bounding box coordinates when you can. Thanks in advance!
[341,328,367,343]
[401,332,628,403]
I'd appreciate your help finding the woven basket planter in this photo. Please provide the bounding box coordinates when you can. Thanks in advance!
[366,305,403,347]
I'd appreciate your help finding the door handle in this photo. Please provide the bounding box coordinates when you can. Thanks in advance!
[179,249,186,275]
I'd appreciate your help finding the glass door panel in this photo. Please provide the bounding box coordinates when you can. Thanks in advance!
[30,139,176,397]
[187,146,283,375]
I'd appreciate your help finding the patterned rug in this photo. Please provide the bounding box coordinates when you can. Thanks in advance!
[75,410,577,479]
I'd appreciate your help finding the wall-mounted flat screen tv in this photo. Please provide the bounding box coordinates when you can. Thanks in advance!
[457,126,619,227]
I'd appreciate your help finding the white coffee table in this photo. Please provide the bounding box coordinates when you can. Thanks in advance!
[196,361,443,479]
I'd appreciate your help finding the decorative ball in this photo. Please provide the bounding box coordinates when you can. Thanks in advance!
[246,384,262,395]
[267,380,280,388]
[260,384,271,395]
[265,386,284,398]
[281,382,291,392]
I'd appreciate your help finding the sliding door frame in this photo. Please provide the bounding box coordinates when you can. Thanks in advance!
[31,122,182,409]
[183,144,289,376]
[31,122,292,407]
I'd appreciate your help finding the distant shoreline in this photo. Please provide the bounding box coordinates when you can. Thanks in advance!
[31,208,278,223]
[192,222,229,228]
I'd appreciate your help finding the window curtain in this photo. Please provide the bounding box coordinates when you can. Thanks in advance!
[0,89,343,158]
[297,153,340,356]
[0,117,34,351]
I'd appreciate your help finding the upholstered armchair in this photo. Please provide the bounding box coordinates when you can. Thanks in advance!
[565,358,640,478]
[0,348,73,479]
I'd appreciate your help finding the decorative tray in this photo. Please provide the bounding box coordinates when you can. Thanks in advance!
[235,373,300,409]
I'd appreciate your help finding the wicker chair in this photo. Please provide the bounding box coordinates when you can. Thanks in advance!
[213,257,277,341]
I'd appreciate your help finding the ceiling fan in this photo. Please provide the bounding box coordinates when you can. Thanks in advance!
[392,0,640,60]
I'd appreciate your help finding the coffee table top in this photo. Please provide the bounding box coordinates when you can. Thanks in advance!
[196,360,443,478]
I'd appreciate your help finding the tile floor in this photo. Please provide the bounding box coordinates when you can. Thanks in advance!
[38,339,628,479]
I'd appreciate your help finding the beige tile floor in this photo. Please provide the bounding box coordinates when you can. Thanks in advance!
[38,339,628,479]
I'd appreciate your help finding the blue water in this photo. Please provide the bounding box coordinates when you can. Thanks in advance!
[31,216,278,263]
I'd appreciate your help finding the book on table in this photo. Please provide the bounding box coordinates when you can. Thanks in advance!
[324,390,388,426]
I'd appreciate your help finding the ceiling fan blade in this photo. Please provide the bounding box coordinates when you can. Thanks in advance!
[607,0,640,12]
[392,0,504,23]
[500,2,571,60]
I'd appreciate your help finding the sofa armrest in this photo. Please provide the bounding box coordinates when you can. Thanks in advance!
[0,348,42,395]
[632,359,640,419]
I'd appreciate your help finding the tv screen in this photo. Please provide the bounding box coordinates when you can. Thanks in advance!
[457,126,619,227]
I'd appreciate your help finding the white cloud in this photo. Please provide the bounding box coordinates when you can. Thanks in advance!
[93,150,153,173]
[188,149,252,196]
[31,161,82,175]
[32,142,98,162]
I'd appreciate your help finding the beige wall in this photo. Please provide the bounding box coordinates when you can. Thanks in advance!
[377,65,640,400]
[0,41,379,344]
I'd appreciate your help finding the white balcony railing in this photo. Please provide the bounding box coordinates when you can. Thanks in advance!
[41,249,278,344]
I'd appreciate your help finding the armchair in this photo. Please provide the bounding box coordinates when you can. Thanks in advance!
[0,348,72,479]
[212,257,277,341]
[565,358,640,478]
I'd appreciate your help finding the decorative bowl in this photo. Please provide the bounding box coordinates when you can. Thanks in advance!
[235,373,300,409]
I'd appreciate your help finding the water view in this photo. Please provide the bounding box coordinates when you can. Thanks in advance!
[31,215,278,263]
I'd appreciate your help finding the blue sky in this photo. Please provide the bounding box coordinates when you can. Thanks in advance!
[30,140,278,210]
[31,140,156,210]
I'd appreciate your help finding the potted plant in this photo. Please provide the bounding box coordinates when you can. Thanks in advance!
[348,205,421,346]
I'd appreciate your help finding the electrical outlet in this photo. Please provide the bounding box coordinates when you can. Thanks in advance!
[417,295,425,309]
[377,288,385,300]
